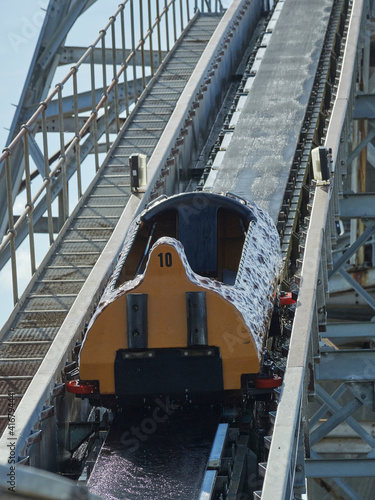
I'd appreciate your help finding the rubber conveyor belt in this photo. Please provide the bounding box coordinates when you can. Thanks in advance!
[88,409,220,500]
[213,0,334,223]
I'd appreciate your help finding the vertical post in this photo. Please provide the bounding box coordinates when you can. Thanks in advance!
[358,127,367,265]
[41,107,54,245]
[111,20,121,133]
[120,5,130,116]
[180,0,184,32]
[148,0,155,76]
[172,0,177,43]
[23,132,36,275]
[165,0,170,52]
[72,69,82,199]
[130,0,138,101]
[358,27,370,265]
[101,33,110,150]
[156,0,162,65]
[187,0,191,21]
[5,155,18,305]
[57,83,69,221]
[89,50,100,171]
[350,121,359,266]
[139,0,146,90]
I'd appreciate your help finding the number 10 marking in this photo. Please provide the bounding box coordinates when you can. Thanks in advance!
[158,252,172,267]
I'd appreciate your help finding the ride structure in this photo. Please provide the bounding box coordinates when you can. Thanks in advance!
[0,0,374,499]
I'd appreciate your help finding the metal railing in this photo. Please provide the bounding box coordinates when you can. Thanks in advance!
[260,0,367,497]
[0,0,224,309]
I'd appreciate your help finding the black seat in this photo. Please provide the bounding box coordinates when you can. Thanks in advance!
[177,203,218,276]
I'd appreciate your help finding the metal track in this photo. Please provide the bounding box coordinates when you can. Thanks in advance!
[0,13,222,437]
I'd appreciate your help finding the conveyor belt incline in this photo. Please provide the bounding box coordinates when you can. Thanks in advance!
[213,0,335,223]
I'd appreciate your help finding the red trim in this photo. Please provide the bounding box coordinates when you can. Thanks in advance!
[66,380,98,395]
[255,374,283,389]
[279,292,296,306]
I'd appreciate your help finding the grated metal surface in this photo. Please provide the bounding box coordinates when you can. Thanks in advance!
[2,327,59,343]
[0,13,222,437]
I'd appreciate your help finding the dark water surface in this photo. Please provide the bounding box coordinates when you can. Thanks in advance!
[88,407,220,499]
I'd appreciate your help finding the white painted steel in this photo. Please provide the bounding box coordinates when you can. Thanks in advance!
[261,0,368,497]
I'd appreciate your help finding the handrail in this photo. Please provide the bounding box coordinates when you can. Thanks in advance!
[0,0,221,308]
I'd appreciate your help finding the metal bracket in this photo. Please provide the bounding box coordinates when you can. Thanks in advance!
[126,293,148,349]
[345,381,375,412]
[186,291,208,346]
[68,422,96,452]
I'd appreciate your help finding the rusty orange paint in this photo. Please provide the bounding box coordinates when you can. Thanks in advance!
[80,242,259,394]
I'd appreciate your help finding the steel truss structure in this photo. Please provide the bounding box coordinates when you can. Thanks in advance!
[261,0,375,498]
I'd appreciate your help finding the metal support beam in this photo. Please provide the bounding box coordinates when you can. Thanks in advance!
[314,384,375,454]
[316,349,375,381]
[369,70,375,94]
[37,1,92,70]
[339,193,375,218]
[354,94,375,119]
[338,267,375,312]
[309,451,363,500]
[346,121,375,165]
[328,222,375,278]
[368,142,375,169]
[306,459,375,478]
[325,322,375,343]
[38,116,125,134]
[310,397,362,446]
[0,72,132,271]
[38,77,150,119]
[309,384,346,429]
[27,135,49,178]
[0,0,98,240]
